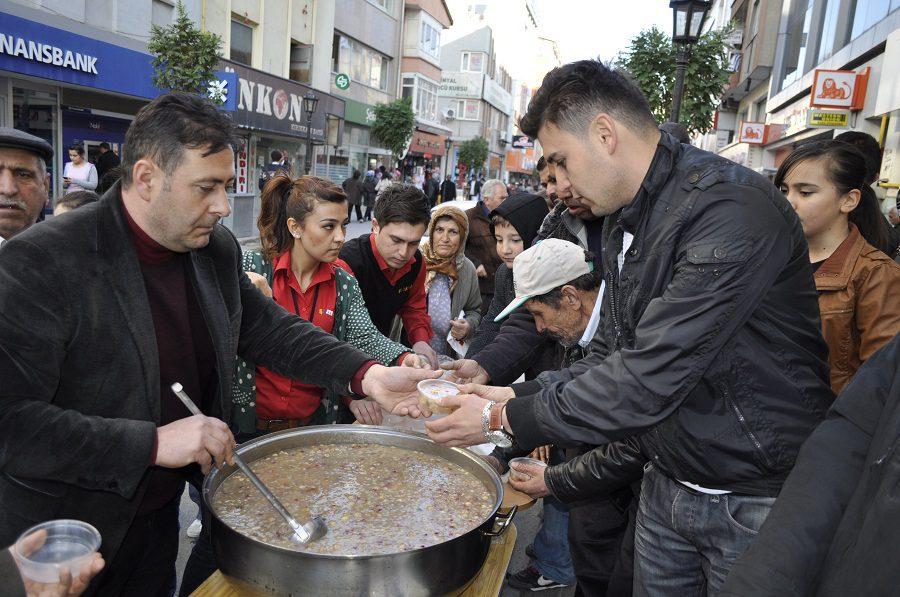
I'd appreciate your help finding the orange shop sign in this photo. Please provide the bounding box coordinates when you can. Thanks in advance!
[810,68,869,110]
[738,121,768,145]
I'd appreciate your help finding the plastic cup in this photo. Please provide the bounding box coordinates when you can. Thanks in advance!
[508,457,547,483]
[417,379,460,415]
[14,520,101,584]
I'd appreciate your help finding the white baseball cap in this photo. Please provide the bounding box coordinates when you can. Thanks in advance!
[494,239,594,322]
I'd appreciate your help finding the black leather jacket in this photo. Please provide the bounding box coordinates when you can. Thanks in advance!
[506,133,835,496]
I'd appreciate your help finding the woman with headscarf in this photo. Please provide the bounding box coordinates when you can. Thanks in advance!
[422,205,482,357]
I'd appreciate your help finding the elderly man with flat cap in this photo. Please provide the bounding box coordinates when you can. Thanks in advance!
[0,128,52,246]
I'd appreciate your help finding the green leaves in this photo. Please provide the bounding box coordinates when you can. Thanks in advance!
[615,25,733,135]
[148,0,224,103]
[458,137,489,172]
[371,98,416,166]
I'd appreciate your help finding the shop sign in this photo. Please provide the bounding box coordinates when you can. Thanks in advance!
[335,73,350,90]
[810,68,869,110]
[483,75,512,115]
[512,135,534,149]
[738,121,767,145]
[410,130,446,156]
[235,147,249,194]
[344,98,377,126]
[224,60,345,142]
[807,109,849,128]
[440,72,483,98]
[0,12,160,99]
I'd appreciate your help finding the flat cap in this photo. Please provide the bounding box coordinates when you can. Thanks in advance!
[0,127,53,162]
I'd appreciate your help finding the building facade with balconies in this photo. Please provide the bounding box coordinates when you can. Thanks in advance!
[400,0,453,179]
[437,26,513,184]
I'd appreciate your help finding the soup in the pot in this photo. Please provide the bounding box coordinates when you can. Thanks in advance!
[212,443,496,555]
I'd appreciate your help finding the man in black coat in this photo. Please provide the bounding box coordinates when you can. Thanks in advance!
[0,92,434,596]
[722,334,900,596]
[427,60,834,595]
[439,174,456,204]
[94,141,120,181]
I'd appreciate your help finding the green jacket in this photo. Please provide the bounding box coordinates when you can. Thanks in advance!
[232,250,411,432]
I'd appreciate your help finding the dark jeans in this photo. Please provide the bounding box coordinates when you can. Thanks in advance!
[568,492,631,597]
[95,496,179,596]
[364,204,373,220]
[348,204,363,221]
[633,465,775,596]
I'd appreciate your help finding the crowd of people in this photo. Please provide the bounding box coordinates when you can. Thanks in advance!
[1,56,900,597]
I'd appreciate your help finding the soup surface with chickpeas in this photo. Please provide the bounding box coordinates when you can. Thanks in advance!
[213,443,496,555]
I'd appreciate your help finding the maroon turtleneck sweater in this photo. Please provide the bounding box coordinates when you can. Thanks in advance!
[122,201,217,515]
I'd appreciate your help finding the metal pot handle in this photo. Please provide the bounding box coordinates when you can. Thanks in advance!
[483,505,517,537]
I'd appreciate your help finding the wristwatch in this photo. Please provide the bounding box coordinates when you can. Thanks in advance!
[482,401,513,448]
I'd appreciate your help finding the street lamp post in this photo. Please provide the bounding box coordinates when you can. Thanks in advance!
[302,91,319,175]
[669,0,711,123]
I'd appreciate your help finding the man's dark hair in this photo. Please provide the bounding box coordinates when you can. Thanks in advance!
[98,141,110,150]
[56,190,99,211]
[520,60,656,139]
[373,183,431,227]
[531,264,601,309]
[121,92,237,186]
[537,156,547,171]
[271,150,283,162]
[834,131,882,185]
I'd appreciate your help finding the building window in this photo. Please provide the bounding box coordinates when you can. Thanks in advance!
[402,75,439,122]
[849,0,893,40]
[780,0,814,90]
[230,19,253,66]
[456,99,480,120]
[367,0,392,12]
[461,52,485,73]
[151,0,174,27]
[817,0,843,62]
[290,42,312,84]
[332,33,389,91]
[420,20,440,59]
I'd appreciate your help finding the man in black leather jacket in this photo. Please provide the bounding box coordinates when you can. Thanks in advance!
[427,60,834,595]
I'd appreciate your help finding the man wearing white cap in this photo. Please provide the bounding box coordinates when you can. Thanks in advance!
[487,239,639,594]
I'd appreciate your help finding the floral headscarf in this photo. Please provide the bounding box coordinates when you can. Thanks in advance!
[422,204,469,293]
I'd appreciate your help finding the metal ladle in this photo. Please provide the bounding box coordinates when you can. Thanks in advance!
[170,383,327,545]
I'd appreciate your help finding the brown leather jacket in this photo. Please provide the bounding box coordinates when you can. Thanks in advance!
[816,224,900,393]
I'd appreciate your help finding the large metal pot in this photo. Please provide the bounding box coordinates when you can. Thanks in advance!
[202,425,515,596]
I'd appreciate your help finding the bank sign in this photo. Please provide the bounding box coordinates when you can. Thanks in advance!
[223,60,344,142]
[0,12,160,99]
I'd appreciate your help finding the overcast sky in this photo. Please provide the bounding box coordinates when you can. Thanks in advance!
[536,0,673,63]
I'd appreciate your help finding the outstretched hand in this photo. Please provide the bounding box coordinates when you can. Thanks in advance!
[361,364,440,417]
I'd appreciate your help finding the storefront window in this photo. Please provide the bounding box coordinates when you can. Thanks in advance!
[13,87,58,192]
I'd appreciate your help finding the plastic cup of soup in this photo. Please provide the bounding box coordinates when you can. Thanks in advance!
[417,379,461,414]
[508,457,547,483]
[14,520,101,584]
